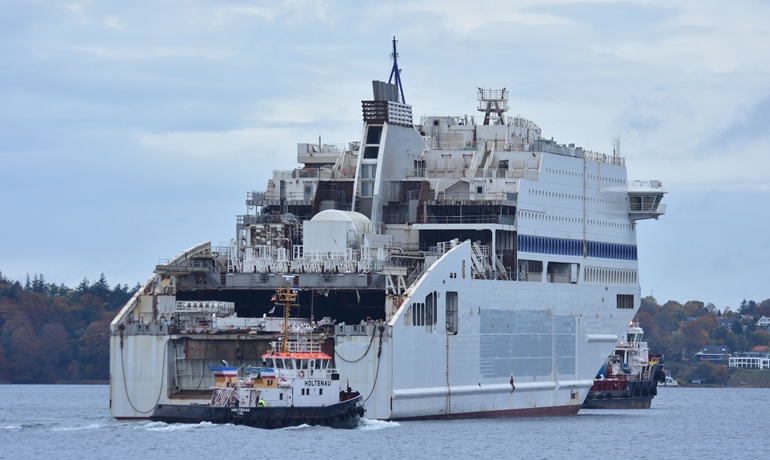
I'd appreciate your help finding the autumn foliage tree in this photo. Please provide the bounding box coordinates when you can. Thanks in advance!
[637,295,770,385]
[0,271,137,383]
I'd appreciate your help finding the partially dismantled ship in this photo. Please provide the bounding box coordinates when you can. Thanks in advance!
[109,39,666,421]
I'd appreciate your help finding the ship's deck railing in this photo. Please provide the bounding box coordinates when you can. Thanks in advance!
[268,167,356,183]
[156,259,217,272]
[297,142,346,156]
[407,166,538,181]
[175,300,235,316]
[164,241,212,266]
[239,213,291,225]
[582,150,625,166]
[418,114,541,133]
[418,215,515,225]
[240,245,393,274]
[629,180,664,190]
[426,139,529,151]
[270,339,325,354]
[432,190,517,203]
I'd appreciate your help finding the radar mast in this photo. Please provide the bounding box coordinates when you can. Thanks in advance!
[477,88,509,125]
[388,36,406,104]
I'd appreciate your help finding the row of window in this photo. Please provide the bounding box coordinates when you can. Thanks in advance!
[268,358,329,370]
[300,388,323,395]
[543,167,626,185]
[517,235,637,260]
[404,291,459,333]
[404,301,437,327]
[584,266,638,285]
[527,188,627,206]
[728,357,770,369]
[519,212,633,230]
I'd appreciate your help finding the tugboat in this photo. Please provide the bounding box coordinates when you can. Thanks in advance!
[582,323,665,409]
[150,283,365,429]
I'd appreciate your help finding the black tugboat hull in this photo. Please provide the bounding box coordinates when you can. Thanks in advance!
[582,379,659,410]
[150,395,364,429]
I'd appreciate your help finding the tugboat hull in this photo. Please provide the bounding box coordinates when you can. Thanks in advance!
[150,395,364,429]
[582,379,658,409]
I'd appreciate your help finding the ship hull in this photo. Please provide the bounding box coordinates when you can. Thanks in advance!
[391,404,579,420]
[109,242,637,420]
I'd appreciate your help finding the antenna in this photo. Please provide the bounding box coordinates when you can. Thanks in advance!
[388,36,406,104]
[274,281,299,353]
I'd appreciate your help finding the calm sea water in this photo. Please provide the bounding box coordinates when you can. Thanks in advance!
[0,385,766,460]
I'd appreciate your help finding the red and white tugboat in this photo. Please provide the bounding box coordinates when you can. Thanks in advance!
[582,323,665,409]
[150,283,364,429]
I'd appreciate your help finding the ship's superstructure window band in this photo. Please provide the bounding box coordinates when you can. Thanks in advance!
[517,235,638,260]
[584,267,638,285]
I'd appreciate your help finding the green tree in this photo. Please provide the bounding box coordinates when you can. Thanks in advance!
[681,321,708,357]
[711,326,729,344]
[91,274,110,301]
[731,320,743,336]
[756,299,770,318]
[749,330,770,349]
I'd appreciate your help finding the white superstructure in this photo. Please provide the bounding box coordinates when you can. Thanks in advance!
[109,39,666,420]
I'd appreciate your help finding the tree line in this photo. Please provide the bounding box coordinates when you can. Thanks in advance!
[0,271,138,383]
[637,296,770,385]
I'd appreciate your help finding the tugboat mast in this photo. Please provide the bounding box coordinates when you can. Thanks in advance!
[274,282,298,353]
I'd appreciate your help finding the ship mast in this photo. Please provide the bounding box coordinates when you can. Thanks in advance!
[274,282,299,353]
[388,36,406,104]
[477,88,509,125]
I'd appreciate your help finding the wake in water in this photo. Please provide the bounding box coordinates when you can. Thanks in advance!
[357,418,400,430]
[51,424,102,431]
[283,423,313,430]
[142,421,214,432]
[279,418,400,430]
[136,419,399,432]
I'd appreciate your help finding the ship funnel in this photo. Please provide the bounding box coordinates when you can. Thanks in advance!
[372,81,400,102]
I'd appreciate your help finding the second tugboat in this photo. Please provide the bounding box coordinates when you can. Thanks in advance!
[150,282,364,429]
[582,323,665,409]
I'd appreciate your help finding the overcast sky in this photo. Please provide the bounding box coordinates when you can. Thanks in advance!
[2,0,768,311]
